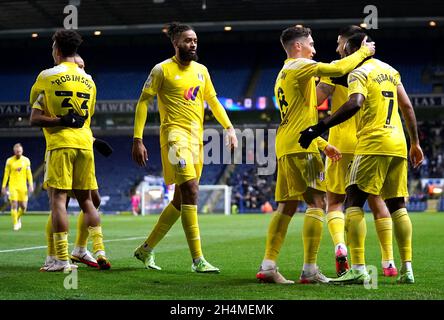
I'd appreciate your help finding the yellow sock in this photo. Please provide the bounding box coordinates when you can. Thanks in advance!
[17,207,25,219]
[46,213,56,257]
[264,212,292,261]
[145,202,181,249]
[392,208,412,262]
[53,232,69,261]
[11,208,18,225]
[75,211,89,248]
[327,210,345,246]
[374,217,394,263]
[181,204,202,260]
[302,208,324,264]
[345,207,366,265]
[88,226,105,255]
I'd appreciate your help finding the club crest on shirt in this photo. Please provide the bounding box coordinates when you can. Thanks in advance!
[178,158,187,169]
[197,73,204,82]
[319,171,325,181]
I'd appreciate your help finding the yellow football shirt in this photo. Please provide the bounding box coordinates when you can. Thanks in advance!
[30,61,95,151]
[320,76,358,153]
[347,58,407,158]
[142,56,217,147]
[2,156,32,190]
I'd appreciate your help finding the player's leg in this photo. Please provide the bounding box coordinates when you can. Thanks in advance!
[256,200,297,284]
[179,178,219,273]
[43,187,77,272]
[73,189,109,270]
[299,188,330,284]
[325,153,354,276]
[330,184,370,283]
[134,187,181,270]
[72,149,110,270]
[326,191,349,276]
[71,190,99,268]
[16,194,28,229]
[386,197,413,283]
[368,195,397,276]
[382,157,413,284]
[10,199,19,230]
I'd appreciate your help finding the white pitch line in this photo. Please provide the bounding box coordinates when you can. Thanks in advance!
[0,236,147,253]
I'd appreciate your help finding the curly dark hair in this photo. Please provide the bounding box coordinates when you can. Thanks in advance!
[338,25,366,39]
[165,22,193,42]
[52,29,83,57]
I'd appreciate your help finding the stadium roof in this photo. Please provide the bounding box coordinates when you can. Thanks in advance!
[0,0,443,37]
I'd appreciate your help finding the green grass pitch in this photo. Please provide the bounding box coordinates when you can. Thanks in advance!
[1,212,443,300]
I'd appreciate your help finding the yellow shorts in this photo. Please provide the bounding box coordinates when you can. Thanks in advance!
[325,153,355,195]
[275,153,326,202]
[161,142,203,186]
[347,155,408,200]
[9,188,28,202]
[44,148,98,190]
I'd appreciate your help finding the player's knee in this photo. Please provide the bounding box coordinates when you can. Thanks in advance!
[344,185,367,209]
[179,180,199,204]
[385,197,406,214]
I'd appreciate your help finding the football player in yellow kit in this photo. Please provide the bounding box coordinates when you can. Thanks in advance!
[30,30,110,272]
[40,54,113,270]
[132,22,238,273]
[2,143,33,231]
[316,26,398,277]
[299,32,423,284]
[256,25,374,284]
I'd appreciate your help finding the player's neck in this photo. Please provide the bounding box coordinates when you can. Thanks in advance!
[287,52,304,60]
[14,155,21,159]
[174,54,191,66]
[58,57,76,64]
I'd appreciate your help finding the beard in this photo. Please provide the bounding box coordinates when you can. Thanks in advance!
[178,46,198,62]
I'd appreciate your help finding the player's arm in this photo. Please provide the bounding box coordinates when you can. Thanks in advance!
[30,94,86,128]
[204,68,238,149]
[316,81,335,106]
[315,37,374,78]
[299,93,364,149]
[299,68,368,148]
[397,83,424,168]
[1,160,10,195]
[26,159,33,193]
[132,64,163,167]
[206,96,238,149]
[317,137,342,162]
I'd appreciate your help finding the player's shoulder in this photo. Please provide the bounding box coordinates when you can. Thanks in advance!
[371,58,399,75]
[151,59,172,74]
[5,156,14,163]
[349,61,376,82]
[284,58,317,70]
[22,156,31,163]
[38,64,68,80]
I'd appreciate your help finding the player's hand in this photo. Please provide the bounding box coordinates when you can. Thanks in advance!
[28,185,34,193]
[60,109,88,128]
[132,138,148,167]
[1,187,6,196]
[410,143,424,168]
[225,127,238,150]
[298,122,326,149]
[361,35,375,56]
[94,138,114,157]
[323,144,342,162]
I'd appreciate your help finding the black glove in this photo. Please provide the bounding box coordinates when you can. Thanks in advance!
[94,138,113,157]
[298,122,327,149]
[60,109,88,128]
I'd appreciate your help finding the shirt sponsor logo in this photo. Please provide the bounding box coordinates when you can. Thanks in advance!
[184,86,200,101]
